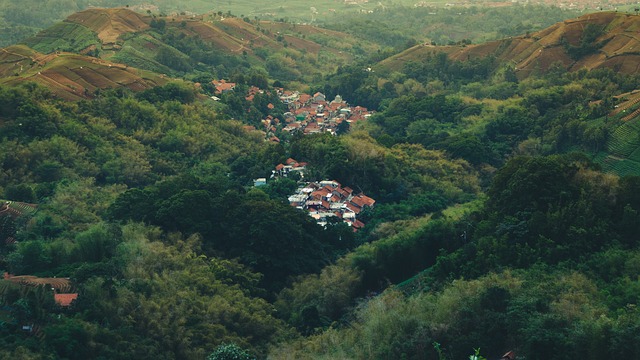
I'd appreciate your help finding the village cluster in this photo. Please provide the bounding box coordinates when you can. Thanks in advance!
[213,80,377,230]
[276,90,372,136]
[257,158,376,232]
[211,79,374,138]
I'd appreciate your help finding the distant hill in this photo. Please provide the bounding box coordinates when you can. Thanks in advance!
[0,45,167,100]
[379,11,640,77]
[0,7,373,99]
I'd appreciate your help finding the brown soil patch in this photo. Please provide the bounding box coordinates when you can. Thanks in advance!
[66,8,149,46]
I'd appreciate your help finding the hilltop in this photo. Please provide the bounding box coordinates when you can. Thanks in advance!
[0,45,167,100]
[379,11,640,77]
[3,7,373,100]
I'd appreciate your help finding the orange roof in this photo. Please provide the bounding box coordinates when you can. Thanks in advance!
[312,188,331,200]
[54,293,78,307]
[346,202,361,214]
[352,219,365,229]
[357,194,376,207]
[351,194,375,208]
[299,94,312,103]
[276,164,285,171]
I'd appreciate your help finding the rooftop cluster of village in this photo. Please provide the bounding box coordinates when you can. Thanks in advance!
[210,79,373,139]
[276,90,372,136]
[213,81,377,230]
[260,158,376,231]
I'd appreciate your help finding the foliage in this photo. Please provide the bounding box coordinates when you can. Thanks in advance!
[207,343,256,360]
[4,6,640,360]
[21,22,100,54]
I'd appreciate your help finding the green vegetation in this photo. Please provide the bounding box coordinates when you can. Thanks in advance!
[4,5,640,360]
[326,5,580,48]
[21,22,100,54]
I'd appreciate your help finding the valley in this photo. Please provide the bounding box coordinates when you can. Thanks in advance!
[1,3,640,360]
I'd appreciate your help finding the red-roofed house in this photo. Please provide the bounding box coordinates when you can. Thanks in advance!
[298,94,312,105]
[355,194,376,207]
[212,79,236,94]
[345,202,361,215]
[352,219,365,229]
[313,92,326,103]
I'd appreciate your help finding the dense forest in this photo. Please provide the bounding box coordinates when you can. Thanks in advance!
[2,3,640,360]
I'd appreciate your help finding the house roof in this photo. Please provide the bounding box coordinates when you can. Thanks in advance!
[351,194,375,208]
[212,79,236,93]
[275,164,285,171]
[299,94,312,103]
[352,219,365,229]
[312,188,331,199]
[54,293,78,307]
[346,202,361,214]
[357,194,376,207]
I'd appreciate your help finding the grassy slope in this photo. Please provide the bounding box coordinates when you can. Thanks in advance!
[21,22,100,54]
[377,11,640,77]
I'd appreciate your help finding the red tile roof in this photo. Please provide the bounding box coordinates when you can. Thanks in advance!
[346,202,361,214]
[357,194,376,207]
[54,293,78,307]
[351,194,375,208]
[299,94,312,103]
[212,79,236,94]
[312,188,331,200]
[352,219,365,229]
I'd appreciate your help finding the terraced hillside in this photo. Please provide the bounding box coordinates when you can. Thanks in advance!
[65,7,149,47]
[0,45,167,100]
[0,200,37,246]
[378,11,640,77]
[2,7,375,98]
[595,92,640,175]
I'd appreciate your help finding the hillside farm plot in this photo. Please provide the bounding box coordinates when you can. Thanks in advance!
[606,118,640,157]
[598,154,640,176]
[22,22,100,54]
[66,8,149,45]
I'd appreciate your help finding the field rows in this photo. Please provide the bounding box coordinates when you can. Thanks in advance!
[606,118,640,157]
